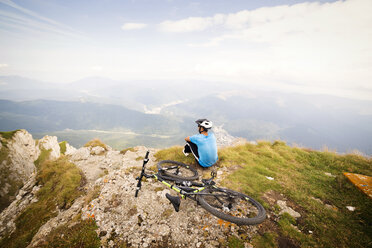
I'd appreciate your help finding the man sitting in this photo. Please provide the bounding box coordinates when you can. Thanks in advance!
[184,119,218,167]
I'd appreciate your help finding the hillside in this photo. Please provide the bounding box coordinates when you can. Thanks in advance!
[0,130,371,248]
[1,76,372,154]
[0,99,196,149]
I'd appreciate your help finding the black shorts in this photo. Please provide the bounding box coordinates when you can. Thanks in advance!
[184,141,200,162]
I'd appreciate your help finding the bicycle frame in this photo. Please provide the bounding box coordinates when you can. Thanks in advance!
[152,174,205,200]
[135,151,217,201]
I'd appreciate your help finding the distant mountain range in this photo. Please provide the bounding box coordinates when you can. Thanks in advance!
[162,94,372,154]
[0,75,371,154]
[0,76,237,112]
[0,99,194,148]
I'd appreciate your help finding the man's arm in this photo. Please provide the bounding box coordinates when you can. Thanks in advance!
[185,136,190,142]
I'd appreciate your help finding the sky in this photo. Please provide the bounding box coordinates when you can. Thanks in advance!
[0,0,371,100]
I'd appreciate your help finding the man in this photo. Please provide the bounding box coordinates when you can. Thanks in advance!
[164,119,218,212]
[183,119,218,167]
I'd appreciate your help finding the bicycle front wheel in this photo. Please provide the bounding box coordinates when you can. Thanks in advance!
[197,187,266,225]
[157,160,199,181]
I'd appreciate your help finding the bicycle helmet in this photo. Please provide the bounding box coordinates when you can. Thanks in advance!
[195,119,213,130]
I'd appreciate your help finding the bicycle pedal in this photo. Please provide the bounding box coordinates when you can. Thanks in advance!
[165,193,181,212]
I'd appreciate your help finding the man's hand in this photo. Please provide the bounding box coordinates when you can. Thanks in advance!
[185,136,190,142]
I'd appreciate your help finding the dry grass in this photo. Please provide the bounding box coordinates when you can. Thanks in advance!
[120,147,136,155]
[84,138,108,150]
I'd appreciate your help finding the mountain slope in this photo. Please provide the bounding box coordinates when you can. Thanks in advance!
[0,99,191,134]
[0,130,371,247]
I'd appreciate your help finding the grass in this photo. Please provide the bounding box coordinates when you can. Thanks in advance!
[135,156,144,161]
[84,185,101,205]
[154,146,200,165]
[227,235,245,248]
[84,138,108,150]
[34,148,51,169]
[37,216,100,248]
[120,147,136,155]
[0,155,85,248]
[59,141,67,155]
[153,141,372,248]
[0,130,21,142]
[252,232,278,248]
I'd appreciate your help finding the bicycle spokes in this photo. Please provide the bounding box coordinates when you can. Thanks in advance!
[205,193,259,218]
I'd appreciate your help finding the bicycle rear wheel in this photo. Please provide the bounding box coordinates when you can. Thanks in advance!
[197,187,266,225]
[157,160,199,181]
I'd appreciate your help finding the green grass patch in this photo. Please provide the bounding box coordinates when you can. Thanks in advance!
[38,216,100,248]
[154,146,200,165]
[252,232,278,248]
[34,148,51,170]
[277,213,315,247]
[59,141,67,155]
[155,142,372,247]
[217,142,371,248]
[84,138,108,150]
[0,156,84,248]
[0,130,21,140]
[227,235,244,248]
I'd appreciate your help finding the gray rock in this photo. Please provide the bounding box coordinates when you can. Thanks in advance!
[277,200,301,218]
[38,135,60,160]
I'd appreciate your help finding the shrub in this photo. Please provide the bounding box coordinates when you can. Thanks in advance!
[59,141,67,155]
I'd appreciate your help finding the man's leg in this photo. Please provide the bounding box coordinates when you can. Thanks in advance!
[183,141,199,162]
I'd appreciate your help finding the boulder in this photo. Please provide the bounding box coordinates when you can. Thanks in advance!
[38,135,60,160]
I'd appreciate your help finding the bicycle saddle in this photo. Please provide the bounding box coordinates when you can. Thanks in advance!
[165,193,181,212]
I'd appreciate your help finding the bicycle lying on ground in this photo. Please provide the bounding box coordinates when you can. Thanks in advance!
[135,151,266,225]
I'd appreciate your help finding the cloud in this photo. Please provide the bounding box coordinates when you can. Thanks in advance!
[159,14,225,32]
[91,66,103,72]
[0,0,82,37]
[160,0,372,99]
[121,22,147,30]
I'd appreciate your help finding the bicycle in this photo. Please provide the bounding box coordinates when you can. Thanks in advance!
[135,151,266,225]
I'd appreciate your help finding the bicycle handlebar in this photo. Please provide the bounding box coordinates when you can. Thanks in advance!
[135,150,150,197]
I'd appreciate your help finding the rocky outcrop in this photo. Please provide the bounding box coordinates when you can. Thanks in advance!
[1,131,260,247]
[64,142,77,155]
[213,126,248,147]
[6,130,40,182]
[0,130,40,212]
[38,135,60,160]
[0,175,39,239]
[0,130,72,212]
[68,145,125,184]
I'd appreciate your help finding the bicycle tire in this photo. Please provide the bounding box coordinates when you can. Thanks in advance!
[197,187,266,225]
[157,160,199,181]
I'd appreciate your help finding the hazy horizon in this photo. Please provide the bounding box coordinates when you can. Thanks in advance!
[1,0,372,154]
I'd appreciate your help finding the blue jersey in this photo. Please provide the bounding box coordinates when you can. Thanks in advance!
[190,132,218,167]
